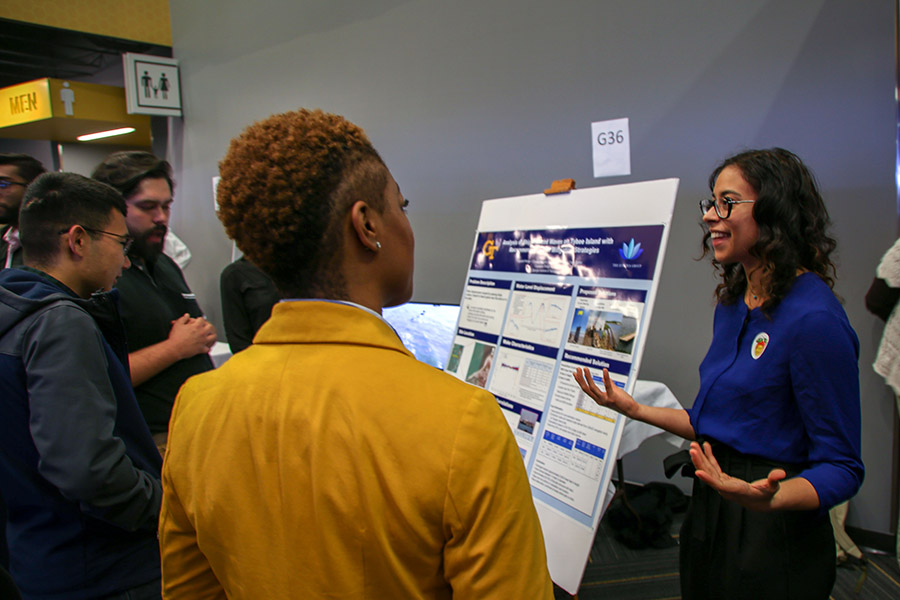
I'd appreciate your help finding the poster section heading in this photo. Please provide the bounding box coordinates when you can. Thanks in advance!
[471,225,664,280]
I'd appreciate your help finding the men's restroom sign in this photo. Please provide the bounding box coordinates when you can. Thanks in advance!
[123,53,182,117]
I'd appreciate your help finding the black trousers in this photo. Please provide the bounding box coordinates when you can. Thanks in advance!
[679,440,835,600]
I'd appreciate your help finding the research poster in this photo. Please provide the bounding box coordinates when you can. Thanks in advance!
[444,179,678,593]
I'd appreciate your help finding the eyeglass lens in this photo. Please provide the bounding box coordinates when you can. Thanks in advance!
[700,197,734,219]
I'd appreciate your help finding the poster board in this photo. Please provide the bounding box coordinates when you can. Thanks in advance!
[444,178,678,593]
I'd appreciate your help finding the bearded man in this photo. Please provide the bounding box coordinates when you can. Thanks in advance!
[92,152,216,450]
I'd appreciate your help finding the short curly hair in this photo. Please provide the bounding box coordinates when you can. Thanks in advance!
[217,109,387,298]
[701,148,837,313]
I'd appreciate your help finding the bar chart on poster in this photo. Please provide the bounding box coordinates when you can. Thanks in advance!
[443,178,678,593]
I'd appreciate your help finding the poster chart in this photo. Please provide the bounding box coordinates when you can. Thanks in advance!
[444,178,678,593]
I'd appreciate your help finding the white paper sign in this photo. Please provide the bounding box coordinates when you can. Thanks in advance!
[212,176,221,211]
[591,118,631,178]
[123,53,182,117]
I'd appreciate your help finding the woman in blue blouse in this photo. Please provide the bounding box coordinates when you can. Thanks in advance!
[574,148,864,600]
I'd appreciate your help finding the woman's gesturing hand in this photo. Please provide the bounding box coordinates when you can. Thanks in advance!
[689,441,788,512]
[572,367,640,419]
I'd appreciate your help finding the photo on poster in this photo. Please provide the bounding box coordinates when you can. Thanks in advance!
[565,287,646,362]
[495,395,545,465]
[446,343,465,373]
[568,309,637,355]
[518,408,539,435]
[465,343,496,388]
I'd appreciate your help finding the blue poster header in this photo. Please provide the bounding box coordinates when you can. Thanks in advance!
[468,277,513,290]
[500,337,560,359]
[513,281,572,295]
[456,328,498,344]
[494,394,545,423]
[561,350,631,375]
[471,225,664,280]
[577,286,647,303]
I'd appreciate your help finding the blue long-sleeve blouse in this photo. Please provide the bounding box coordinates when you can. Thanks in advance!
[688,272,864,511]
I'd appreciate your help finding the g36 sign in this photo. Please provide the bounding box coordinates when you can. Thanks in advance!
[597,130,625,146]
[591,118,631,177]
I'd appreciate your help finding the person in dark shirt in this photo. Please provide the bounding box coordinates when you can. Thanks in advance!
[0,153,46,270]
[92,152,217,450]
[220,256,280,353]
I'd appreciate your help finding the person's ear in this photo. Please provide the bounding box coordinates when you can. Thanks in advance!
[61,224,89,259]
[349,200,381,253]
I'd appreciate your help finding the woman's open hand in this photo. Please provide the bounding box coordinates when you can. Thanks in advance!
[690,441,787,512]
[572,367,640,419]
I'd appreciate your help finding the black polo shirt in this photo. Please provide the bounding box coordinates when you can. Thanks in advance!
[115,253,214,434]
[220,257,280,353]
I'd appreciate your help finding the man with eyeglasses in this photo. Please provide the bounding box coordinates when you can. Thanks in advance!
[91,152,216,452]
[0,153,46,270]
[0,172,163,599]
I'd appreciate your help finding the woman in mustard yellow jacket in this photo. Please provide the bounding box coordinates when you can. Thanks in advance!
[158,109,554,600]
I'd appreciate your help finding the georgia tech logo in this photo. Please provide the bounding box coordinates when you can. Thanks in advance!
[482,238,498,260]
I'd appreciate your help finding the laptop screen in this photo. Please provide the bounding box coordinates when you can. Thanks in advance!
[382,302,461,370]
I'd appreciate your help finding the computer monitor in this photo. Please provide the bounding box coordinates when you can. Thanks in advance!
[382,302,461,370]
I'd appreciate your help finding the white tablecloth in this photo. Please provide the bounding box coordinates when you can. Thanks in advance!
[618,379,686,459]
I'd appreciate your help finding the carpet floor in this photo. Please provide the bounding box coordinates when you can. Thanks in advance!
[552,506,899,600]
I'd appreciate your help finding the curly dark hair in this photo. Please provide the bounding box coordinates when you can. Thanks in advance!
[701,148,837,312]
[216,109,387,298]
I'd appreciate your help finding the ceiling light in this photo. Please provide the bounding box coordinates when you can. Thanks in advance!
[76,127,135,141]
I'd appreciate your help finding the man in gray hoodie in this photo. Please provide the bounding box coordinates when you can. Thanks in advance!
[0,172,162,600]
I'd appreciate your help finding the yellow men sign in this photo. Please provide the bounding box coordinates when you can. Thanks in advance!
[0,78,150,145]
[0,79,52,127]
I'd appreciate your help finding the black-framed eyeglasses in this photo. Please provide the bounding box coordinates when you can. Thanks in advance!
[0,179,26,190]
[699,196,756,219]
[58,226,134,255]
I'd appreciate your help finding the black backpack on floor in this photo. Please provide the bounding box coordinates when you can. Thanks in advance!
[605,482,688,550]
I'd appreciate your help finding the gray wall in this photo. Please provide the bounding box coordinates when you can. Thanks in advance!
[58,143,154,177]
[167,0,898,534]
[0,139,56,171]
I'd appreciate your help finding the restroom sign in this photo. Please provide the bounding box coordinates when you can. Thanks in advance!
[123,53,182,117]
